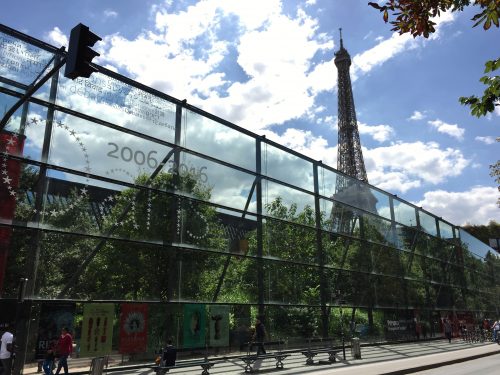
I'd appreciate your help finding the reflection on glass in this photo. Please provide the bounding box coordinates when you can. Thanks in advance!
[264,261,320,305]
[0,31,54,86]
[438,219,454,240]
[319,166,338,198]
[178,152,256,212]
[263,143,313,192]
[57,72,177,143]
[183,109,256,172]
[263,217,316,263]
[362,212,394,247]
[459,228,496,260]
[263,180,315,224]
[332,174,378,215]
[418,210,437,237]
[48,111,173,186]
[393,198,417,227]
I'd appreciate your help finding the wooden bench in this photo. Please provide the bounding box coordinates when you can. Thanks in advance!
[153,358,215,375]
[239,340,288,373]
[300,337,338,365]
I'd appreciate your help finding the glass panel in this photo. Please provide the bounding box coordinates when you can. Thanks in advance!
[406,280,427,308]
[459,228,496,260]
[418,210,437,237]
[263,180,315,223]
[438,219,454,240]
[176,198,258,252]
[266,305,325,343]
[394,224,418,251]
[374,275,404,307]
[264,260,320,305]
[262,217,316,263]
[320,198,361,237]
[178,152,257,212]
[332,174,378,215]
[393,198,417,227]
[48,111,173,185]
[56,72,177,143]
[362,213,395,247]
[371,244,404,278]
[183,109,256,172]
[0,31,55,87]
[370,188,391,220]
[319,166,338,198]
[178,250,258,304]
[263,143,314,192]
[0,94,39,139]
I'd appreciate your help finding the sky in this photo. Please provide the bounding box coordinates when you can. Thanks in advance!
[1,0,499,226]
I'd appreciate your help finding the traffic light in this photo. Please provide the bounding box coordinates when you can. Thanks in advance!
[64,23,102,80]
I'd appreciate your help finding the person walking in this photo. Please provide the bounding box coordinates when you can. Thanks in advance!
[0,325,14,375]
[54,328,72,375]
[42,340,56,375]
[493,320,500,343]
[444,319,452,343]
[254,317,266,355]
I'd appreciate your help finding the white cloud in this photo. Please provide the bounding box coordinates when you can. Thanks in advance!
[366,141,470,192]
[351,12,455,80]
[428,119,465,141]
[408,110,426,121]
[45,27,68,47]
[104,9,118,19]
[358,121,394,142]
[414,186,499,225]
[475,136,497,145]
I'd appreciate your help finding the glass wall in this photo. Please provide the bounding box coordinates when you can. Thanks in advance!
[0,25,499,370]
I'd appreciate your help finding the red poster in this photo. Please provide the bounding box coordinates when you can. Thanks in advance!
[0,131,25,294]
[119,303,148,354]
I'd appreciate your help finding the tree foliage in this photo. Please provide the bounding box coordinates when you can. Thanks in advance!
[368,0,500,117]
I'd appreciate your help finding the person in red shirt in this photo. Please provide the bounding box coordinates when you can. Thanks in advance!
[54,328,73,375]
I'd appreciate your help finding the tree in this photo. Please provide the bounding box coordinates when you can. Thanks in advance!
[368,0,500,117]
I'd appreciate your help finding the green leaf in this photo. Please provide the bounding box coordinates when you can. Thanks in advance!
[484,17,492,30]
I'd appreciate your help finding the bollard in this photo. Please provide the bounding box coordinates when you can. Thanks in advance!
[351,337,361,359]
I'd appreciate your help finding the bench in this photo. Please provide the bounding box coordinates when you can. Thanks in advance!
[300,337,338,365]
[239,340,288,373]
[153,358,215,375]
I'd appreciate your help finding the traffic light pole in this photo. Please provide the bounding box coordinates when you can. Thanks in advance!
[0,52,66,133]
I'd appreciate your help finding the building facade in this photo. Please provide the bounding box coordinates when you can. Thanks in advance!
[0,24,499,367]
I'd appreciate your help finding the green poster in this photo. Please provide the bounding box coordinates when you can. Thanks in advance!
[182,304,206,348]
[80,303,114,357]
[209,305,229,347]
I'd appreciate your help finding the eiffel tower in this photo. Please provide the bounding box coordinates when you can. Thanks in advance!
[332,29,377,234]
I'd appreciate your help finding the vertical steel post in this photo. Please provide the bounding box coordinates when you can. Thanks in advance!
[314,162,329,337]
[256,137,264,317]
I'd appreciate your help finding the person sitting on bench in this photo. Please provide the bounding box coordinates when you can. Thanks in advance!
[162,339,177,367]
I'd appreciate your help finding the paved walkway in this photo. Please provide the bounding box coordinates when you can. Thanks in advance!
[22,339,500,375]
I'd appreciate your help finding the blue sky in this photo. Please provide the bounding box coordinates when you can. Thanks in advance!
[1,0,498,226]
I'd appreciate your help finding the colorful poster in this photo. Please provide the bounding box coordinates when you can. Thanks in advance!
[119,303,148,354]
[182,304,206,348]
[36,304,76,359]
[209,305,229,347]
[80,303,114,357]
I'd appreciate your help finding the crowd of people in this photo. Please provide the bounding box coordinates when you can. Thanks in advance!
[0,326,73,375]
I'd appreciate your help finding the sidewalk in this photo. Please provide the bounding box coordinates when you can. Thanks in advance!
[22,339,500,375]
